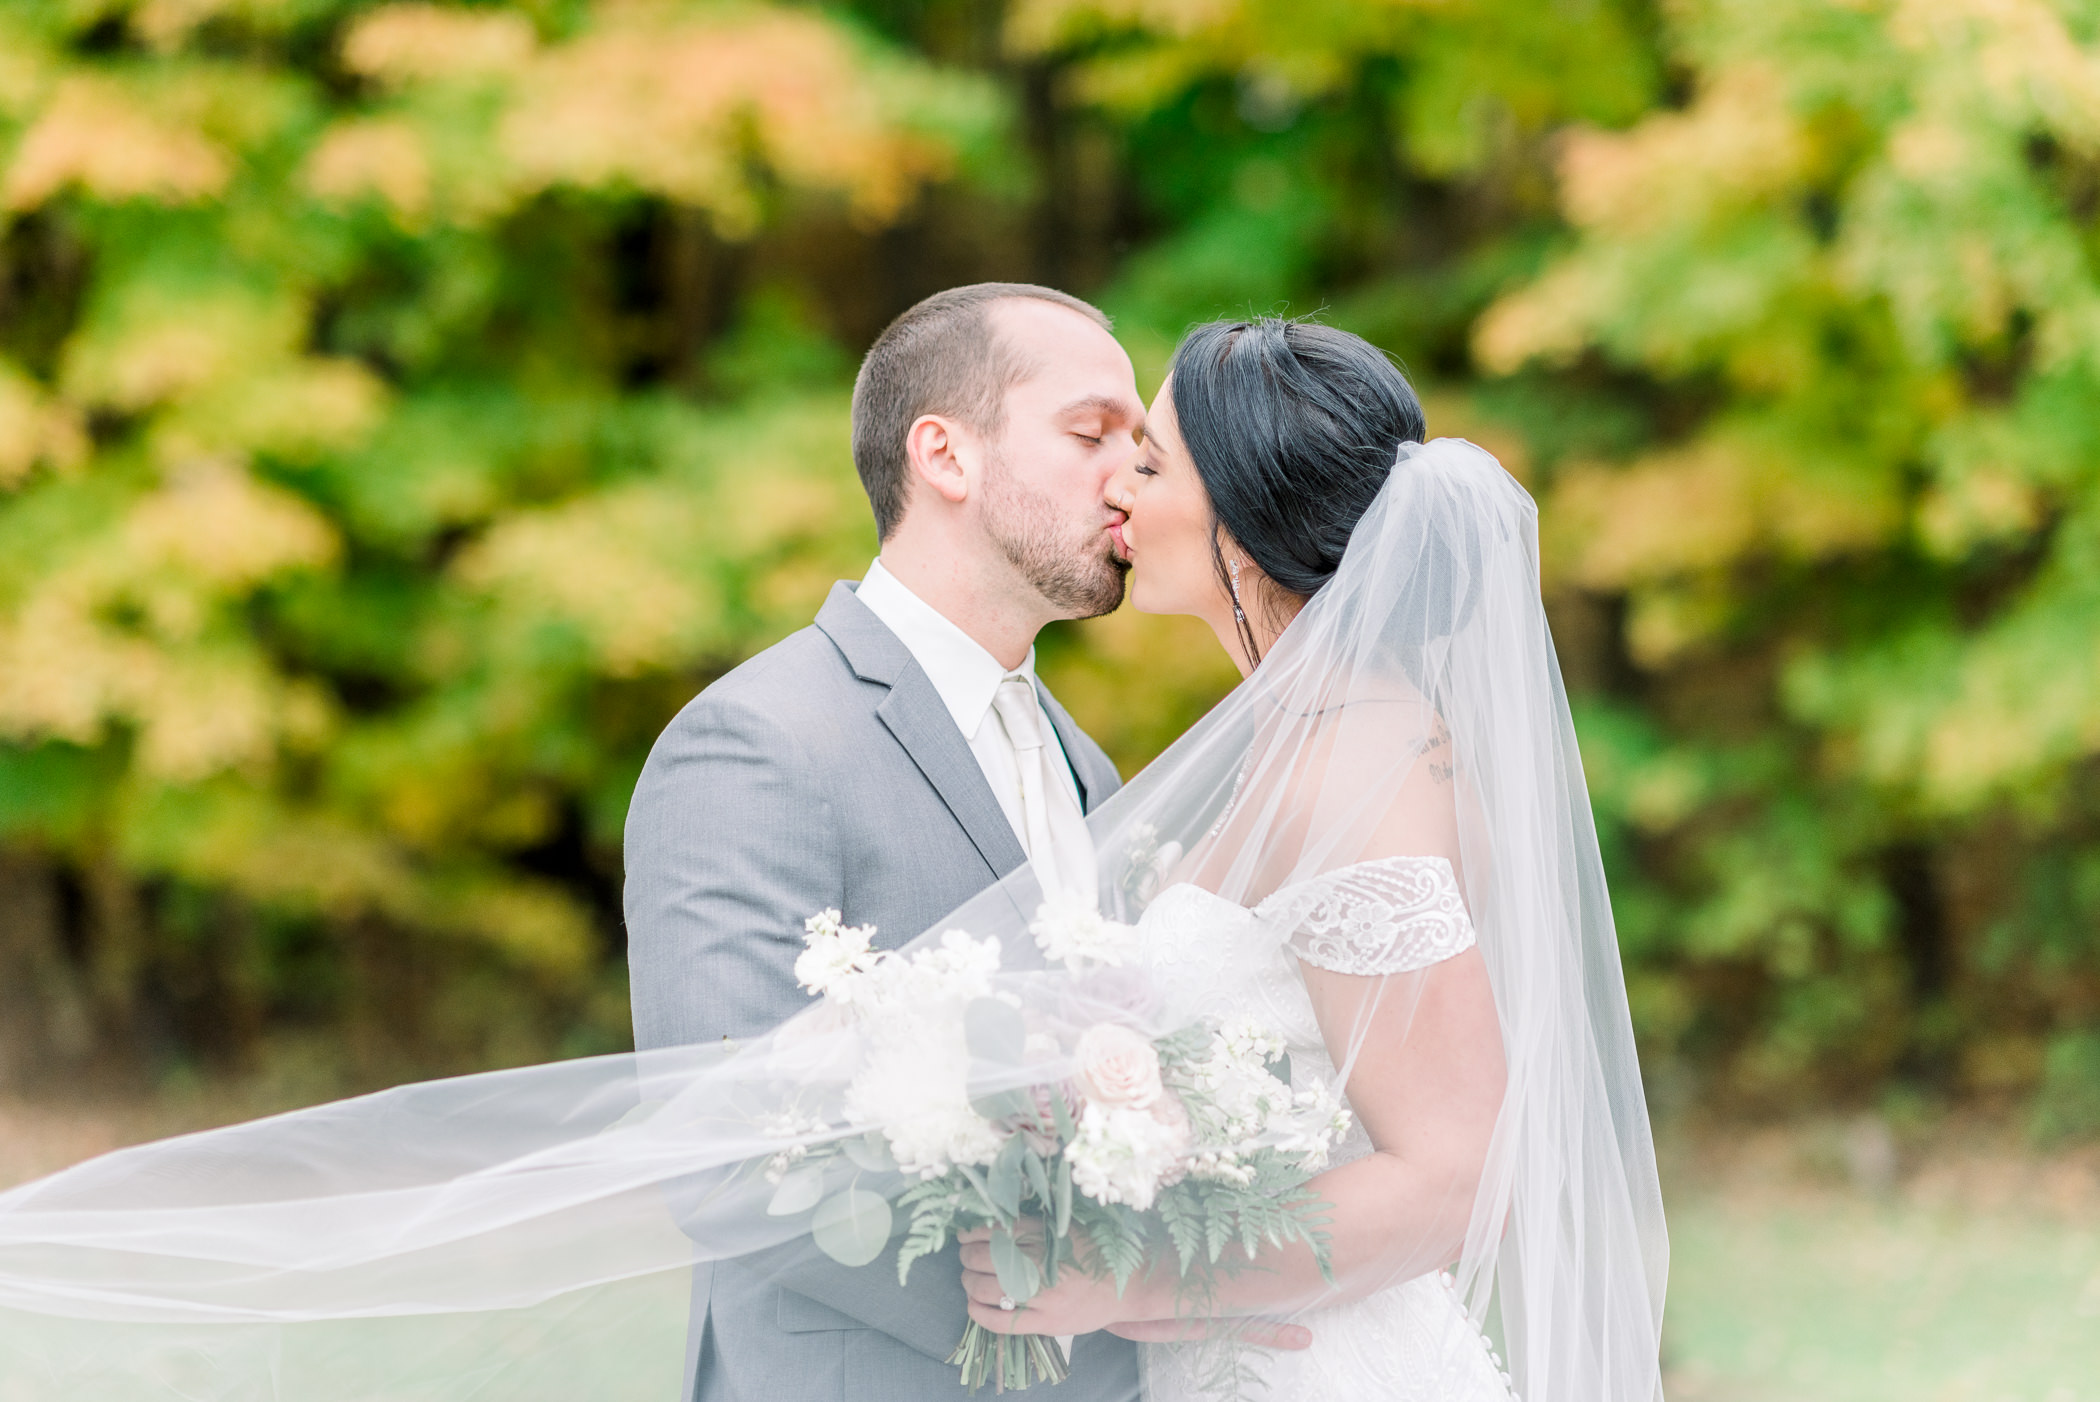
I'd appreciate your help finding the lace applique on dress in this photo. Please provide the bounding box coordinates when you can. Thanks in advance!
[1261,855,1476,977]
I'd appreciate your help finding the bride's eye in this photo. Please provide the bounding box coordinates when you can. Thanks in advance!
[1134,462,1158,477]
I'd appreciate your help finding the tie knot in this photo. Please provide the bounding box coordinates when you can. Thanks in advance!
[991,674,1044,751]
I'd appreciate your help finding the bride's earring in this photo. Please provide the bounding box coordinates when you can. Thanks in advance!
[1228,558,1246,625]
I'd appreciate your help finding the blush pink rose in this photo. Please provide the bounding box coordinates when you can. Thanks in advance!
[1074,1024,1163,1110]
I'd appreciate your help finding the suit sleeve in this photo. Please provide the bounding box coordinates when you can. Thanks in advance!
[623,687,976,1361]
[625,690,840,1050]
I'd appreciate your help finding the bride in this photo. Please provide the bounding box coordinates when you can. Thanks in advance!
[0,320,1665,1402]
[955,319,1665,1401]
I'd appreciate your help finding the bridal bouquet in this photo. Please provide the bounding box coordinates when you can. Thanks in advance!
[756,904,1351,1393]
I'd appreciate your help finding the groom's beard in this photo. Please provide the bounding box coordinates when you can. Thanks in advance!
[982,452,1129,620]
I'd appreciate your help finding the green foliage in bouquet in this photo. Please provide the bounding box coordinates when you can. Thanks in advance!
[766,910,1342,1393]
[893,1005,1335,1394]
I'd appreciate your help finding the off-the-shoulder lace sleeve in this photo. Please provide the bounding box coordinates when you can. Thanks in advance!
[1258,855,1477,976]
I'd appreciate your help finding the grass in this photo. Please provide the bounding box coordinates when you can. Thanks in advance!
[1661,1121,2100,1402]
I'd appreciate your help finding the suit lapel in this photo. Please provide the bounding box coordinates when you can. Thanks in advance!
[816,584,1029,879]
[875,681,1029,877]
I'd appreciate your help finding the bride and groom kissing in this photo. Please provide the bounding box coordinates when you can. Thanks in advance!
[0,280,1661,1402]
[624,283,1665,1402]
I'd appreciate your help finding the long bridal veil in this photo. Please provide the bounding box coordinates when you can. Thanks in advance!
[0,438,1665,1402]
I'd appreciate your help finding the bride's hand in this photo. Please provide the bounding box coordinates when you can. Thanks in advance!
[957,1224,1313,1350]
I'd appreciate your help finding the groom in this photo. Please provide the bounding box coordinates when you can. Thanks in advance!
[626,284,1146,1402]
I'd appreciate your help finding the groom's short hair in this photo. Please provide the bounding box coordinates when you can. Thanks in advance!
[852,283,1111,539]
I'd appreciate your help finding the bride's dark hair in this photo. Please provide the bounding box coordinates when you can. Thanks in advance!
[1168,317,1426,663]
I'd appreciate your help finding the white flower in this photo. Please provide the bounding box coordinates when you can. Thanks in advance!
[844,1028,1004,1178]
[852,929,1001,1011]
[882,1101,1006,1180]
[799,911,1003,1013]
[1270,1076,1353,1170]
[1217,1017,1287,1066]
[1178,1023,1295,1145]
[756,1110,834,1183]
[795,909,880,1000]
[1030,901,1140,971]
[821,922,1010,1178]
[1066,1101,1190,1210]
[1073,1023,1164,1110]
[1120,825,1185,906]
[1185,1149,1257,1185]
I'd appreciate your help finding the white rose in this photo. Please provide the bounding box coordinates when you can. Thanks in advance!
[1074,1023,1163,1110]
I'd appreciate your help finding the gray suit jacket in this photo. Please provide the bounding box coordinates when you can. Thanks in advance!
[626,582,1140,1402]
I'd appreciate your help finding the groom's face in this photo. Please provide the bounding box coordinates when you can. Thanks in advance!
[975,300,1146,620]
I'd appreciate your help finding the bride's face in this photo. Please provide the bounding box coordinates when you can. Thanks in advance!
[1105,379,1233,627]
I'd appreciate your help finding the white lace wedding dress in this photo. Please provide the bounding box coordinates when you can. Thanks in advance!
[1133,855,1516,1402]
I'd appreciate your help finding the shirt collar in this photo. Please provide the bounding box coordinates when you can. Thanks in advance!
[857,558,1035,738]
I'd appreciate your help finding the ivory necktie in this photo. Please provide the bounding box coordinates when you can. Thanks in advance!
[990,674,1097,909]
[992,675,1089,1365]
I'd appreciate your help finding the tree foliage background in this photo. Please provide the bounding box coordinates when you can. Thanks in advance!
[0,0,2095,1134]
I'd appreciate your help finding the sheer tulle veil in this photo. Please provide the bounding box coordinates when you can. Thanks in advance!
[0,438,1666,1401]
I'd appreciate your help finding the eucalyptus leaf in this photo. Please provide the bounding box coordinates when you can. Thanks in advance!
[987,1135,1025,1218]
[765,1162,826,1216]
[955,1162,999,1221]
[989,1224,1042,1304]
[1267,1052,1292,1087]
[970,1087,1031,1121]
[1021,1147,1052,1211]
[1048,1086,1077,1144]
[1053,1154,1072,1239]
[811,1188,893,1268]
[842,1132,895,1173]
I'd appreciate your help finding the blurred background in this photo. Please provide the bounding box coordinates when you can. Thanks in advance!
[0,0,2096,1395]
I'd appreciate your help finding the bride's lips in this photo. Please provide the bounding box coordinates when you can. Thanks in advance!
[1108,520,1130,560]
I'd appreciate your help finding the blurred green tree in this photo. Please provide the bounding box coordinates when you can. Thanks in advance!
[0,0,998,1083]
[1478,0,2100,1121]
[0,0,2094,1134]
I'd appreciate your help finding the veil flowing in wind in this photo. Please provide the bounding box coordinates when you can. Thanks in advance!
[0,439,1666,1402]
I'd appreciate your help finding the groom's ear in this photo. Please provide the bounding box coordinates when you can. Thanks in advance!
[903,412,976,508]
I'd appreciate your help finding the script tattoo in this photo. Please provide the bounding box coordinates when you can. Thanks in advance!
[1415,719,1455,783]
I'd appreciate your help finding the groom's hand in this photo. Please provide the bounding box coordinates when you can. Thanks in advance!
[958,1224,1313,1351]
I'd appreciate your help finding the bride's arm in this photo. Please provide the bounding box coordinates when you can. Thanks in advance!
[964,734,1504,1331]
[1132,946,1503,1324]
[958,943,1504,1334]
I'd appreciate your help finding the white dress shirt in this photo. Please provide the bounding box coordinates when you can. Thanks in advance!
[856,559,1083,848]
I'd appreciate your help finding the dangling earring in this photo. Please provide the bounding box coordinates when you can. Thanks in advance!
[1227,558,1246,624]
